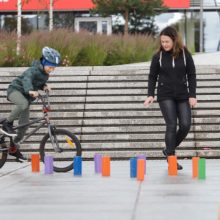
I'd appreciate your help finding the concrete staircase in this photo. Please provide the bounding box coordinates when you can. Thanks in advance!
[0,64,220,159]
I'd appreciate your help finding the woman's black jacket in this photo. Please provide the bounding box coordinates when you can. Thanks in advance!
[148,48,196,102]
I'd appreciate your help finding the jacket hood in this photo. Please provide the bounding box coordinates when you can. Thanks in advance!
[31,60,44,72]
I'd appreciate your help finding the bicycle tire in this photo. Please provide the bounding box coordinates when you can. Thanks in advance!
[40,129,82,172]
[0,143,8,169]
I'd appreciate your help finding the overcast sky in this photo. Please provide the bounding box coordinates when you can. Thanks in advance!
[155,11,220,52]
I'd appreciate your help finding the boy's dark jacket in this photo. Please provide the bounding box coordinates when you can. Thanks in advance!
[148,49,196,101]
[7,60,49,102]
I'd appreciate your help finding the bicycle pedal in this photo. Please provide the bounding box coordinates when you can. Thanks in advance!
[9,146,17,154]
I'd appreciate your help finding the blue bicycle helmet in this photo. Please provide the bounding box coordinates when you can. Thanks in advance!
[42,46,61,67]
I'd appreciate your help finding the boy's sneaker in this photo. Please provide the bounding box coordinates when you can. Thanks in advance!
[9,148,27,162]
[1,120,16,137]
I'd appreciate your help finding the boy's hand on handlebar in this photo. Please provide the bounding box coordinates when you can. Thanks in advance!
[29,91,39,97]
[43,85,51,92]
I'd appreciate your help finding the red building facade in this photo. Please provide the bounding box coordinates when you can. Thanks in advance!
[0,0,190,12]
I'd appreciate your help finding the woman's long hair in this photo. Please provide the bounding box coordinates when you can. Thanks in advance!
[158,26,184,58]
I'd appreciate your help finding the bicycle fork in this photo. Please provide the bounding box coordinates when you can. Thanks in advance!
[48,124,63,153]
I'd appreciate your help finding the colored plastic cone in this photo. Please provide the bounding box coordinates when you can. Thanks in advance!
[74,156,82,176]
[198,158,206,180]
[44,156,53,174]
[137,159,145,181]
[168,155,177,176]
[31,154,40,172]
[192,156,200,178]
[94,154,102,173]
[102,156,110,177]
[137,155,146,174]
[130,157,137,178]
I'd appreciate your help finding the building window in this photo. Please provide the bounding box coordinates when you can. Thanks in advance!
[102,21,107,34]
[79,21,97,33]
[75,17,112,35]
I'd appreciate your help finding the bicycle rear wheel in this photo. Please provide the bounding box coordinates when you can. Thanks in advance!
[0,142,8,168]
[40,129,82,172]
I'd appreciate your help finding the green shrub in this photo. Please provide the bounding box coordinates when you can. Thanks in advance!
[104,34,157,65]
[0,29,157,67]
[74,44,107,66]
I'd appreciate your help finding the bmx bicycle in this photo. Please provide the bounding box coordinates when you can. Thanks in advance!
[0,91,82,172]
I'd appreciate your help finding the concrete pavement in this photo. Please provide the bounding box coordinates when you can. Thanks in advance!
[192,52,220,66]
[0,160,219,220]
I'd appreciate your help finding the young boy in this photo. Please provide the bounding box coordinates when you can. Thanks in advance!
[0,46,61,161]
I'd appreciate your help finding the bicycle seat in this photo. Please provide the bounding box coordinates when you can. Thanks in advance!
[0,118,6,124]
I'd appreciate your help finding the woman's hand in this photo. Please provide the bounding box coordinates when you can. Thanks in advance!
[144,96,154,107]
[189,97,197,108]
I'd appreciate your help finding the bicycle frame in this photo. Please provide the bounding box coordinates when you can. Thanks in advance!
[16,117,47,144]
[0,91,61,152]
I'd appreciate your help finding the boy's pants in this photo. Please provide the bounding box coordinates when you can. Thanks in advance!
[7,90,30,145]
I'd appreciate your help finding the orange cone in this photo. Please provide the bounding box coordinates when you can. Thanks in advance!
[137,159,145,181]
[31,154,40,172]
[192,156,200,178]
[168,155,177,176]
[102,156,110,177]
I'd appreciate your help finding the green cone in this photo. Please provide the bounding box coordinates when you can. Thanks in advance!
[198,158,206,180]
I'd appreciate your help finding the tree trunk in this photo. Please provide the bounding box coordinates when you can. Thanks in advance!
[124,9,129,35]
[16,0,22,56]
[49,0,53,31]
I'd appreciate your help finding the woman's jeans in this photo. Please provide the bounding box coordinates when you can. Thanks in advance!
[159,99,191,155]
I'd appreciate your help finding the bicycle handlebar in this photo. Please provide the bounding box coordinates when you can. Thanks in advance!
[37,90,51,111]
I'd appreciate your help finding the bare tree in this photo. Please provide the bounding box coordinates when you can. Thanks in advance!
[17,0,30,56]
[49,0,59,31]
[16,0,22,55]
[49,0,53,31]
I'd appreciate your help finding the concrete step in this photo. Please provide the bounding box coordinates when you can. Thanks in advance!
[0,66,220,76]
[1,94,220,104]
[1,74,220,83]
[11,138,220,148]
[0,94,220,102]
[0,65,220,159]
[1,88,220,96]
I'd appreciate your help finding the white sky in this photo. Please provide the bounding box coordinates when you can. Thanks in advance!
[155,11,220,52]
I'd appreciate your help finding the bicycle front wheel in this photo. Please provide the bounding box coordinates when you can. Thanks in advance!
[0,142,8,169]
[40,129,82,172]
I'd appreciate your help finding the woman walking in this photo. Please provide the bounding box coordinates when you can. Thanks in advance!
[144,26,197,170]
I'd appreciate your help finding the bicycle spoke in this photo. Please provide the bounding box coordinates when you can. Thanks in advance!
[40,129,81,172]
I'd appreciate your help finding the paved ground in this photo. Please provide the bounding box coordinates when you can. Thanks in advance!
[0,160,219,220]
[192,52,220,66]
